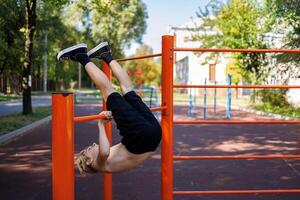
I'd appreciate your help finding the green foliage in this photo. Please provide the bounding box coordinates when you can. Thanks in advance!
[226,59,242,85]
[0,95,21,101]
[0,0,25,74]
[0,0,148,93]
[256,89,289,107]
[253,102,300,118]
[34,1,79,82]
[64,0,148,58]
[272,0,300,63]
[124,44,160,86]
[193,0,276,83]
[274,0,300,32]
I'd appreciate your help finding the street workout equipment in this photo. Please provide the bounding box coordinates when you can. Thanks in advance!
[52,35,300,200]
[188,74,232,119]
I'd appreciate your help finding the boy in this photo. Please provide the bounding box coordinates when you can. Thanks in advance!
[57,42,161,173]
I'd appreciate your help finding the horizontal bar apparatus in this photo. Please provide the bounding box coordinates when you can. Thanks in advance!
[173,48,300,53]
[173,120,300,124]
[173,85,300,89]
[74,113,106,123]
[150,106,167,112]
[74,106,166,123]
[173,189,300,195]
[116,53,162,62]
[174,155,300,160]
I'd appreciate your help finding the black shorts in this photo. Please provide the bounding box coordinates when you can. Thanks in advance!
[106,91,162,154]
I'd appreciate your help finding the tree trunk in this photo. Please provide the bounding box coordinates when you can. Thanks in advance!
[3,75,7,94]
[22,0,36,114]
[43,33,48,93]
[0,60,7,94]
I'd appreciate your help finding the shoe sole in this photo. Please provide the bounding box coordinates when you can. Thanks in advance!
[87,41,109,57]
[57,43,87,61]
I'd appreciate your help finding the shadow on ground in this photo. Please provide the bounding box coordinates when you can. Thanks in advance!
[0,104,299,200]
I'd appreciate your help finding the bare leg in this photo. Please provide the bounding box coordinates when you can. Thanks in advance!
[85,62,115,101]
[109,60,133,95]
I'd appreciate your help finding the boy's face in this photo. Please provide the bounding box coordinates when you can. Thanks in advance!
[85,143,99,165]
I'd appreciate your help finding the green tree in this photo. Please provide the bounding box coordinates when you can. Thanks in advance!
[0,0,74,95]
[273,0,300,62]
[0,0,25,93]
[34,1,82,90]
[193,0,275,84]
[125,44,160,86]
[0,0,148,114]
[22,0,37,114]
[61,0,148,89]
[64,0,148,58]
[226,59,242,98]
[22,0,69,114]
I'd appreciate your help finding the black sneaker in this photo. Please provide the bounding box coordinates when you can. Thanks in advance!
[57,43,87,61]
[87,41,111,59]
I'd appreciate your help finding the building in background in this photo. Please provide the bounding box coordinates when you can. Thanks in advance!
[168,19,300,106]
[168,19,237,97]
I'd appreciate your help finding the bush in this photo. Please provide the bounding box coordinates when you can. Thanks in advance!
[256,89,289,107]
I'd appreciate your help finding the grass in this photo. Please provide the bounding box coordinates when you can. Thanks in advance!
[31,91,54,95]
[0,95,20,102]
[171,92,251,107]
[72,89,252,107]
[252,103,300,119]
[0,106,51,136]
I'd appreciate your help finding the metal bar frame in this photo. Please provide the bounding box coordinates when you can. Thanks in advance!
[161,35,174,200]
[173,189,300,195]
[117,53,162,62]
[173,120,300,124]
[167,37,300,199]
[74,106,167,123]
[52,36,300,200]
[52,93,74,200]
[174,85,300,89]
[174,155,300,160]
[102,62,113,200]
[52,48,164,200]
[173,48,300,53]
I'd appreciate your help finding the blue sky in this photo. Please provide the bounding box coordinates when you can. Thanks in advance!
[124,0,215,55]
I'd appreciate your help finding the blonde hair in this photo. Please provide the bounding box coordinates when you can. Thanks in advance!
[76,147,98,175]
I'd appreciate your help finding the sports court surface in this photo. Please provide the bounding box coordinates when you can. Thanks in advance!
[0,103,299,200]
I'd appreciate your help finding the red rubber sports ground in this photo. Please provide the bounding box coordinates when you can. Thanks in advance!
[0,103,300,200]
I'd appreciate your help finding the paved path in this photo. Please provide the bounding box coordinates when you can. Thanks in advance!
[0,104,299,200]
[0,91,101,116]
[0,96,51,116]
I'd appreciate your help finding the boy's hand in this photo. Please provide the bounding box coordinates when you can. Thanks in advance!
[98,111,112,125]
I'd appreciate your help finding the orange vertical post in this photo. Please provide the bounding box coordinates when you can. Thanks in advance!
[161,35,174,200]
[52,93,74,200]
[102,62,113,200]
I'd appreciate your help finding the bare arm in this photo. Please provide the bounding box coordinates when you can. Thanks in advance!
[96,112,112,165]
[93,111,153,173]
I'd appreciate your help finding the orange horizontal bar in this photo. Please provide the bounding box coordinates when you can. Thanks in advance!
[116,53,162,62]
[173,120,300,124]
[74,106,165,123]
[74,113,107,123]
[173,189,300,195]
[174,155,300,160]
[150,106,167,112]
[173,48,300,53]
[173,84,300,89]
